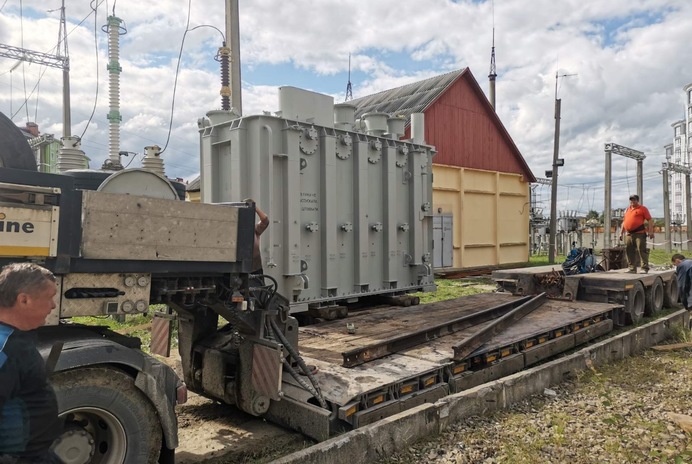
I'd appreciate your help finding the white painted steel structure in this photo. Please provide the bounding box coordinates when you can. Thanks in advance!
[665,83,692,223]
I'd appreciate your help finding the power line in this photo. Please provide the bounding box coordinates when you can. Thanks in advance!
[188,24,225,42]
[79,0,100,140]
[161,0,192,155]
[10,65,49,119]
[33,67,40,121]
[19,0,30,122]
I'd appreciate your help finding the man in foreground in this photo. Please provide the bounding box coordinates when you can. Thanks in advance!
[0,263,63,463]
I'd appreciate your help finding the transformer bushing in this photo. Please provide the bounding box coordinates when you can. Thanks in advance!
[217,46,231,111]
[104,16,126,169]
[142,145,165,176]
[57,136,88,172]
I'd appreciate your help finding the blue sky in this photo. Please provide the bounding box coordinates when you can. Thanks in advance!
[1,0,691,216]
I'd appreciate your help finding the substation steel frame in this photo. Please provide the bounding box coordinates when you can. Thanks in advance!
[604,143,645,249]
[661,162,692,253]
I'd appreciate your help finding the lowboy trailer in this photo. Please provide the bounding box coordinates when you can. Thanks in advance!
[1,164,684,463]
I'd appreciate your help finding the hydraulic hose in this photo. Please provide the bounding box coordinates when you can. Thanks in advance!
[269,319,327,409]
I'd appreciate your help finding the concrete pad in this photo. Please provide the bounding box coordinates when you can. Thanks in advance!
[583,334,625,365]
[271,403,439,464]
[271,428,372,464]
[275,309,690,464]
[436,383,503,429]
[366,404,440,458]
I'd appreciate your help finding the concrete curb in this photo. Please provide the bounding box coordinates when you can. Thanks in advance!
[272,310,690,464]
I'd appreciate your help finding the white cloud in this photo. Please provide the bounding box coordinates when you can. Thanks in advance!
[1,0,691,216]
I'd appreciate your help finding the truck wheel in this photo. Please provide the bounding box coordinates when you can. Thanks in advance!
[624,281,645,325]
[663,277,679,308]
[644,277,664,316]
[51,367,162,464]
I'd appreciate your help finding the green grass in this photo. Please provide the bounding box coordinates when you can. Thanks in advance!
[412,277,496,304]
[70,304,173,354]
[648,249,677,266]
[530,247,677,267]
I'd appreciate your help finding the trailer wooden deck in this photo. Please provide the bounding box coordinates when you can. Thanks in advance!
[293,292,620,427]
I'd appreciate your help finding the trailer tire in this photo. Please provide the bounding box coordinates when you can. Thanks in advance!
[624,281,645,325]
[51,367,162,464]
[644,277,664,316]
[663,277,679,308]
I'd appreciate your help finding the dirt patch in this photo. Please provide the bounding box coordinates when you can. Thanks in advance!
[175,392,310,464]
[158,354,312,463]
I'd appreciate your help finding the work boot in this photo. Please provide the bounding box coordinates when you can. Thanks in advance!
[642,265,650,274]
[627,268,637,273]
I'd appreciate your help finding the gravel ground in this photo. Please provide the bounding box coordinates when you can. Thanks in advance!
[379,347,692,464]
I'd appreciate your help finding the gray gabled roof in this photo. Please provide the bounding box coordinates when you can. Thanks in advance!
[186,176,200,191]
[349,69,464,123]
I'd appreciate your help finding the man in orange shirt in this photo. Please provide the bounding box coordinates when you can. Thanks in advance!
[618,194,655,273]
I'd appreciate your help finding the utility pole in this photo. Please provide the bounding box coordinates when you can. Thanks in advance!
[548,72,576,264]
[548,98,561,264]
[58,3,71,137]
[225,0,242,116]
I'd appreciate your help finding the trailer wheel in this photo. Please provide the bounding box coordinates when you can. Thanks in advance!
[624,281,645,325]
[644,277,664,316]
[663,277,679,308]
[51,367,162,464]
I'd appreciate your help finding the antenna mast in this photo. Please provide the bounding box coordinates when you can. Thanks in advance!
[488,0,497,110]
[345,53,353,102]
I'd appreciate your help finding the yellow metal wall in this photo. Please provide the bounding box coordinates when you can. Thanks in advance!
[186,190,201,202]
[432,164,529,268]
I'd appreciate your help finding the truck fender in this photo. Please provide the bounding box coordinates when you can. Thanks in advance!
[35,325,180,450]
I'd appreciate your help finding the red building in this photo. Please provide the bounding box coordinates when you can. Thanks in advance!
[351,68,536,269]
[350,68,534,180]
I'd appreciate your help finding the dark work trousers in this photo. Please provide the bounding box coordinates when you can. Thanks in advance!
[625,232,649,271]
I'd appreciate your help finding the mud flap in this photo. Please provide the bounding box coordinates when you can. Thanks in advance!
[237,341,283,416]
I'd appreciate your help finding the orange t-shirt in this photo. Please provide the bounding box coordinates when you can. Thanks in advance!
[622,205,651,233]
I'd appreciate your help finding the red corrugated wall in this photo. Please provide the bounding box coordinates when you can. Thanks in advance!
[404,75,528,177]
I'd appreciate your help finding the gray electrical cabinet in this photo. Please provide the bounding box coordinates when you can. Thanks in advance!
[433,215,453,268]
[199,86,436,312]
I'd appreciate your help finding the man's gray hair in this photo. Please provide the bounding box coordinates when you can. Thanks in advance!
[0,263,56,308]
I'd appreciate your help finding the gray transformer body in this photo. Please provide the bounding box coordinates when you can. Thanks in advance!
[199,87,436,311]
